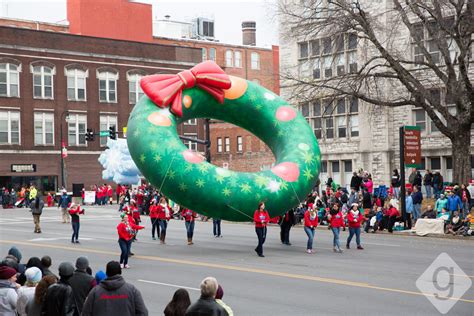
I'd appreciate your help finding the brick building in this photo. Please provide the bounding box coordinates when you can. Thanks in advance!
[0,25,201,192]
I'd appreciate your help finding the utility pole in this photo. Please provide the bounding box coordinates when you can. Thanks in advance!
[59,110,69,191]
[399,126,406,228]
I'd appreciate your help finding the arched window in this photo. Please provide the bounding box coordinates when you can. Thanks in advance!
[97,68,118,103]
[31,62,55,99]
[65,65,88,101]
[0,59,21,97]
[127,70,146,104]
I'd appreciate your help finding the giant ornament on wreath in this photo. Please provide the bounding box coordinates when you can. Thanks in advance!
[127,61,320,221]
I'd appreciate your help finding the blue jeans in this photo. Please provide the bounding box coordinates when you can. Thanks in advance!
[330,227,341,249]
[393,187,400,199]
[255,227,267,255]
[304,226,315,250]
[159,219,168,233]
[425,185,432,198]
[71,221,80,242]
[185,221,195,239]
[213,219,221,237]
[118,238,131,265]
[347,227,361,246]
[413,204,421,221]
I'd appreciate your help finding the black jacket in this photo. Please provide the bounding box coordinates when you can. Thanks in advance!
[185,297,228,316]
[43,280,76,316]
[362,192,372,209]
[82,275,148,316]
[350,176,362,191]
[67,270,96,315]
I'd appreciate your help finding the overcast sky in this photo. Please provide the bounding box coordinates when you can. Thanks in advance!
[0,0,279,47]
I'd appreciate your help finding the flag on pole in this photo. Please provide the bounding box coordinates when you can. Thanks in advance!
[61,141,68,158]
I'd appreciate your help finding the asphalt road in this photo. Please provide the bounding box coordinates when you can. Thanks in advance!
[0,205,472,316]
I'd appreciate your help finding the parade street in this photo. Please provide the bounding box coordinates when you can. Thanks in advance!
[0,205,472,316]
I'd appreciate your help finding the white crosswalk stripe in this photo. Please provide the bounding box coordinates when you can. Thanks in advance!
[0,214,119,224]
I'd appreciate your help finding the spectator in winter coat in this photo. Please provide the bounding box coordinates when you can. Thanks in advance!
[185,277,227,316]
[391,169,401,199]
[82,261,148,316]
[25,275,57,316]
[362,189,372,217]
[164,288,191,316]
[414,171,423,188]
[387,205,400,233]
[421,205,436,219]
[435,194,448,215]
[30,197,44,234]
[363,176,373,194]
[16,267,42,316]
[58,190,71,224]
[412,186,423,221]
[215,285,233,316]
[447,190,463,215]
[423,170,433,198]
[432,172,444,199]
[43,262,77,316]
[467,181,474,210]
[405,191,414,229]
[68,257,96,315]
[346,203,364,250]
[408,169,417,186]
[0,266,20,316]
[459,184,471,217]
[350,172,362,191]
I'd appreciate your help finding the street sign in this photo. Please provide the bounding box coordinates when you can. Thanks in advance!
[99,131,109,137]
[403,126,421,168]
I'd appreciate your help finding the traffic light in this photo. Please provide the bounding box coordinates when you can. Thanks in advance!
[109,126,117,140]
[85,129,95,142]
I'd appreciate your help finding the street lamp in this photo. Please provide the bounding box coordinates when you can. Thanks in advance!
[60,110,70,190]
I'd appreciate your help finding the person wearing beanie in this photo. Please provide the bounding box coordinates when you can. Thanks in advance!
[6,247,25,274]
[17,257,43,286]
[215,284,233,316]
[94,270,106,284]
[43,262,77,315]
[68,257,96,315]
[0,266,20,316]
[82,261,148,316]
[16,267,42,316]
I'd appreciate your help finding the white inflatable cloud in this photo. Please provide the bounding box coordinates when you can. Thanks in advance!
[98,139,141,184]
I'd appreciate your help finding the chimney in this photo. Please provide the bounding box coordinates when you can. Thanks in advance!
[242,21,256,46]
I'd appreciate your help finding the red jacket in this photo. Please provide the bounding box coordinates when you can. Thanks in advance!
[254,210,270,228]
[329,211,345,228]
[157,204,171,220]
[387,207,400,218]
[116,185,122,195]
[347,210,364,228]
[149,205,159,219]
[117,221,144,241]
[107,188,113,197]
[182,209,197,222]
[304,210,318,228]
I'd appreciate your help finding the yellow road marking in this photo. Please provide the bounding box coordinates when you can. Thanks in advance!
[1,240,473,303]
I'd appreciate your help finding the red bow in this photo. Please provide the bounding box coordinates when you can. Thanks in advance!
[140,61,232,117]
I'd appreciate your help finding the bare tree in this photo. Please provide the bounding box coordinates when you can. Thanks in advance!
[279,0,473,183]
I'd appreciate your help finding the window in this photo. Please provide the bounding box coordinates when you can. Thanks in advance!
[184,119,197,125]
[322,37,332,55]
[312,58,321,79]
[0,110,20,144]
[237,136,243,152]
[335,99,346,137]
[32,65,54,99]
[251,52,260,70]
[310,40,320,57]
[411,22,453,65]
[217,137,222,153]
[413,108,426,131]
[325,117,334,139]
[98,71,118,103]
[349,98,359,137]
[100,115,117,146]
[430,157,441,170]
[225,50,233,67]
[209,48,216,61]
[224,137,230,152]
[0,63,20,97]
[234,51,242,68]
[68,114,87,146]
[184,133,198,151]
[348,34,357,50]
[34,112,54,145]
[298,42,309,59]
[335,53,345,76]
[202,20,214,37]
[202,48,207,61]
[128,73,144,104]
[322,56,332,78]
[66,68,87,101]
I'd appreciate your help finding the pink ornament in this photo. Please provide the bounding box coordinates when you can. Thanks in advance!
[275,106,297,122]
[182,150,205,164]
[271,162,300,182]
[147,112,172,127]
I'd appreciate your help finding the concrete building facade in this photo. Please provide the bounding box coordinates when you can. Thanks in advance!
[279,0,474,188]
